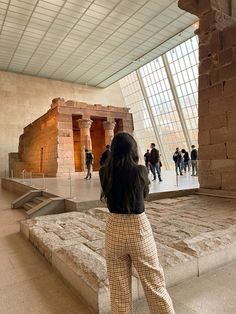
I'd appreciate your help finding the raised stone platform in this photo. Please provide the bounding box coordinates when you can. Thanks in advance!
[20,195,236,313]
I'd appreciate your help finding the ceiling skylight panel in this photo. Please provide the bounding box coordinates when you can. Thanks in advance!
[38,0,62,12]
[8,4,32,17]
[114,4,140,15]
[28,19,52,30]
[131,12,153,23]
[94,0,118,10]
[31,12,55,22]
[64,2,88,14]
[10,0,35,10]
[6,10,30,23]
[56,13,78,24]
[0,2,8,10]
[77,18,97,30]
[85,9,108,21]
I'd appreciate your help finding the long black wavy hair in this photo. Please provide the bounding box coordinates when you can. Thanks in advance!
[100,132,149,211]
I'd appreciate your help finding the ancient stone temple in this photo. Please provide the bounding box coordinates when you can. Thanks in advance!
[9,98,133,177]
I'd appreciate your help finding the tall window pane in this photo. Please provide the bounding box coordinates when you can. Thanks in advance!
[139,57,187,166]
[119,72,156,158]
[166,36,199,144]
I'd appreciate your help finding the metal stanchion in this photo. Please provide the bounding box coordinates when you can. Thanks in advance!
[68,169,72,198]
[42,173,46,190]
[22,169,25,183]
[29,171,32,186]
[175,173,179,186]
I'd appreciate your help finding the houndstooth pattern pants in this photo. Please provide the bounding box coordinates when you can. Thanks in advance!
[105,212,175,314]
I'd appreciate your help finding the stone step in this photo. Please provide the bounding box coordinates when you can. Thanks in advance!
[26,197,65,218]
[23,201,36,211]
[34,196,48,204]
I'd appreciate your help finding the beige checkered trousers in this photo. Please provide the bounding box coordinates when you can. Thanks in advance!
[105,212,175,314]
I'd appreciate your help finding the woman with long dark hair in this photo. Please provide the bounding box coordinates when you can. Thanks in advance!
[99,132,175,314]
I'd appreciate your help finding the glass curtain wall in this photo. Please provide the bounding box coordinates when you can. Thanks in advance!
[166,36,199,144]
[119,71,156,154]
[119,36,199,168]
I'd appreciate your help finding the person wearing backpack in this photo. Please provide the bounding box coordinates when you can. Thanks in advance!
[84,149,94,180]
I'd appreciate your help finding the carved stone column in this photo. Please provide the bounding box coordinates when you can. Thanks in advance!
[103,121,116,145]
[78,119,93,171]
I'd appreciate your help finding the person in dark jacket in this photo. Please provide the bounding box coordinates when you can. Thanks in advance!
[99,132,175,314]
[173,148,183,175]
[191,145,198,176]
[181,149,190,172]
[144,149,151,172]
[149,143,162,181]
[84,149,94,180]
[100,144,111,166]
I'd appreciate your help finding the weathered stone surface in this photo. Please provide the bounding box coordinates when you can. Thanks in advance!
[21,195,236,312]
[56,244,108,290]
[179,1,236,191]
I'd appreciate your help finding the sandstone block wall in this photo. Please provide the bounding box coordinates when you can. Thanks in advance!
[17,108,59,177]
[179,0,236,191]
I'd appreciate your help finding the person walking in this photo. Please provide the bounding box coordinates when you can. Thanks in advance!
[191,145,198,176]
[99,132,175,314]
[100,144,111,166]
[149,143,162,181]
[84,148,94,180]
[173,148,183,175]
[144,149,151,172]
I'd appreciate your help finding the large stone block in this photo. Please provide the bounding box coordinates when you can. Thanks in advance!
[226,142,236,158]
[220,61,236,81]
[219,47,234,65]
[223,22,236,49]
[198,99,210,117]
[222,173,236,190]
[199,173,222,189]
[199,143,227,160]
[208,95,236,114]
[198,129,210,145]
[199,83,222,102]
[210,126,236,144]
[211,159,235,171]
[227,109,236,127]
[199,113,227,131]
[223,78,236,97]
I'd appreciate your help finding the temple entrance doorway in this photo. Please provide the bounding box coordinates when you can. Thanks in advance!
[72,115,82,172]
[90,117,106,171]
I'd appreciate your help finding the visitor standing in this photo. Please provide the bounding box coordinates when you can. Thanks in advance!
[99,132,175,314]
[84,149,94,180]
[181,149,190,172]
[173,148,183,175]
[191,145,198,176]
[149,143,162,181]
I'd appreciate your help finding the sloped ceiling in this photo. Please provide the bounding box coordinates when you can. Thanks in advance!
[0,0,197,87]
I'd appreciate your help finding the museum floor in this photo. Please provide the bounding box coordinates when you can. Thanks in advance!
[1,185,236,313]
[14,170,199,201]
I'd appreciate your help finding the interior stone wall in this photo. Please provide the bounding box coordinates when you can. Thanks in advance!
[179,0,236,191]
[19,108,59,176]
[0,71,125,178]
